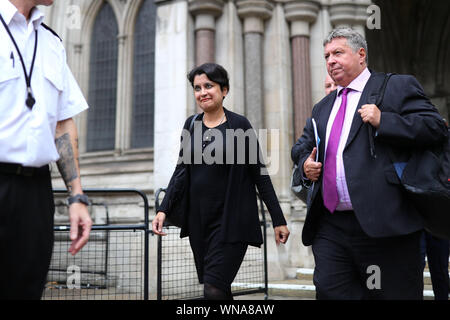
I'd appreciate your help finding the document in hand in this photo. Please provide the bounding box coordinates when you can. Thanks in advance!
[312,118,319,162]
[311,118,320,189]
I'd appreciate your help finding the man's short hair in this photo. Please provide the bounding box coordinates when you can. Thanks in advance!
[323,27,369,65]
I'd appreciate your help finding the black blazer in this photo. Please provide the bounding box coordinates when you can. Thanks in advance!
[160,107,287,247]
[292,71,448,246]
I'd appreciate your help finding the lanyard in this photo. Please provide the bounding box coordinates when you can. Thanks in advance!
[0,13,37,109]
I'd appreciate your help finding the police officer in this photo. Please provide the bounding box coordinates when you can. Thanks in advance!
[0,0,92,299]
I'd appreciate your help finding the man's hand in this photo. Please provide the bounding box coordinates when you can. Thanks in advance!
[358,104,381,128]
[274,225,290,245]
[303,147,322,182]
[152,211,167,236]
[68,202,92,256]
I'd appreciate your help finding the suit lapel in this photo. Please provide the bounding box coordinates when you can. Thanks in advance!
[344,73,382,150]
[315,91,336,163]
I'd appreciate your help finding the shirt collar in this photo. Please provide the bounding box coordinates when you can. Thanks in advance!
[337,68,372,95]
[29,6,44,30]
[0,0,18,25]
[0,1,44,29]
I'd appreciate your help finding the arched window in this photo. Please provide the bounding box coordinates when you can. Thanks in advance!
[131,0,156,148]
[87,2,118,152]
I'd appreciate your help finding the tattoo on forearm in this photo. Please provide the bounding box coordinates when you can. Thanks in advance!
[56,133,79,189]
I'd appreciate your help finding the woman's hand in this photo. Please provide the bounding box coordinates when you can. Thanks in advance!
[152,211,167,236]
[274,225,290,245]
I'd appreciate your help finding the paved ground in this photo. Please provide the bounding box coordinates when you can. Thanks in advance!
[235,293,312,300]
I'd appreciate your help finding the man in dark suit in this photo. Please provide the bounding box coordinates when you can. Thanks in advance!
[291,27,448,299]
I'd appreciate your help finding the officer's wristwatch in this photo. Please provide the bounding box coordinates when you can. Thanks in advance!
[68,194,90,206]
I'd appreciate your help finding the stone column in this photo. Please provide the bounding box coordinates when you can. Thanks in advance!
[328,0,371,40]
[237,0,274,130]
[284,0,320,142]
[189,0,224,65]
[154,0,193,195]
[354,0,372,38]
[116,34,133,152]
[72,44,88,154]
[329,0,356,28]
[215,1,245,115]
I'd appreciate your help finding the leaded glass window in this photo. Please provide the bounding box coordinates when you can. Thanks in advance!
[87,3,118,152]
[131,0,156,148]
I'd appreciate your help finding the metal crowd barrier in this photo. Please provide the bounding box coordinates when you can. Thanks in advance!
[43,189,150,300]
[155,188,269,300]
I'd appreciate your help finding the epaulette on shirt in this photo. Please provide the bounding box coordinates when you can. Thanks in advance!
[41,23,62,42]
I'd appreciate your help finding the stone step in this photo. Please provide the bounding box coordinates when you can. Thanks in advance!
[296,268,313,281]
[287,268,449,300]
[296,268,450,285]
[267,280,316,299]
[257,281,444,300]
[232,280,315,300]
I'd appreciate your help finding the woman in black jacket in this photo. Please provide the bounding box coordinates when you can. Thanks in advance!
[153,63,289,300]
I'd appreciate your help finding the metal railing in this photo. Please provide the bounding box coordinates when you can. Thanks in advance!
[44,187,269,300]
[43,189,150,300]
[155,188,269,300]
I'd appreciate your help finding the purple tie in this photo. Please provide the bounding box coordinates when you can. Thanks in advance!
[323,88,350,213]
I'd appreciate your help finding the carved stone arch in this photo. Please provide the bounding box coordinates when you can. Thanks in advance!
[123,0,145,36]
[77,0,121,82]
[79,0,122,44]
[107,0,127,34]
[79,0,105,45]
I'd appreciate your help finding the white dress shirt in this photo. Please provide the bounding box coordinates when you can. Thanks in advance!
[0,1,88,167]
[324,68,371,211]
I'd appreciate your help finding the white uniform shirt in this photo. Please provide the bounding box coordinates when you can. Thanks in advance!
[0,1,88,167]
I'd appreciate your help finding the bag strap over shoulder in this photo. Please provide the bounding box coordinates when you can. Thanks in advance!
[368,72,395,158]
[375,73,394,107]
[189,114,199,133]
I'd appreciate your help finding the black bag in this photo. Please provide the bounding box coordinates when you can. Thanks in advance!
[164,114,199,228]
[395,132,450,239]
[291,117,316,203]
[291,164,308,203]
[373,74,450,239]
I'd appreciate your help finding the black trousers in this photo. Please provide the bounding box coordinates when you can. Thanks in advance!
[312,210,423,300]
[421,231,450,300]
[0,167,54,300]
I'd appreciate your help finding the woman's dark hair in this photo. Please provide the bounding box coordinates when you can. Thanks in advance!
[187,63,230,92]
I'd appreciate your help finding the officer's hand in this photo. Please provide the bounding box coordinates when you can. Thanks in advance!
[68,203,92,256]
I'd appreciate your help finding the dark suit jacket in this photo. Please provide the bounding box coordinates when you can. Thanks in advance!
[160,107,287,247]
[291,71,448,246]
